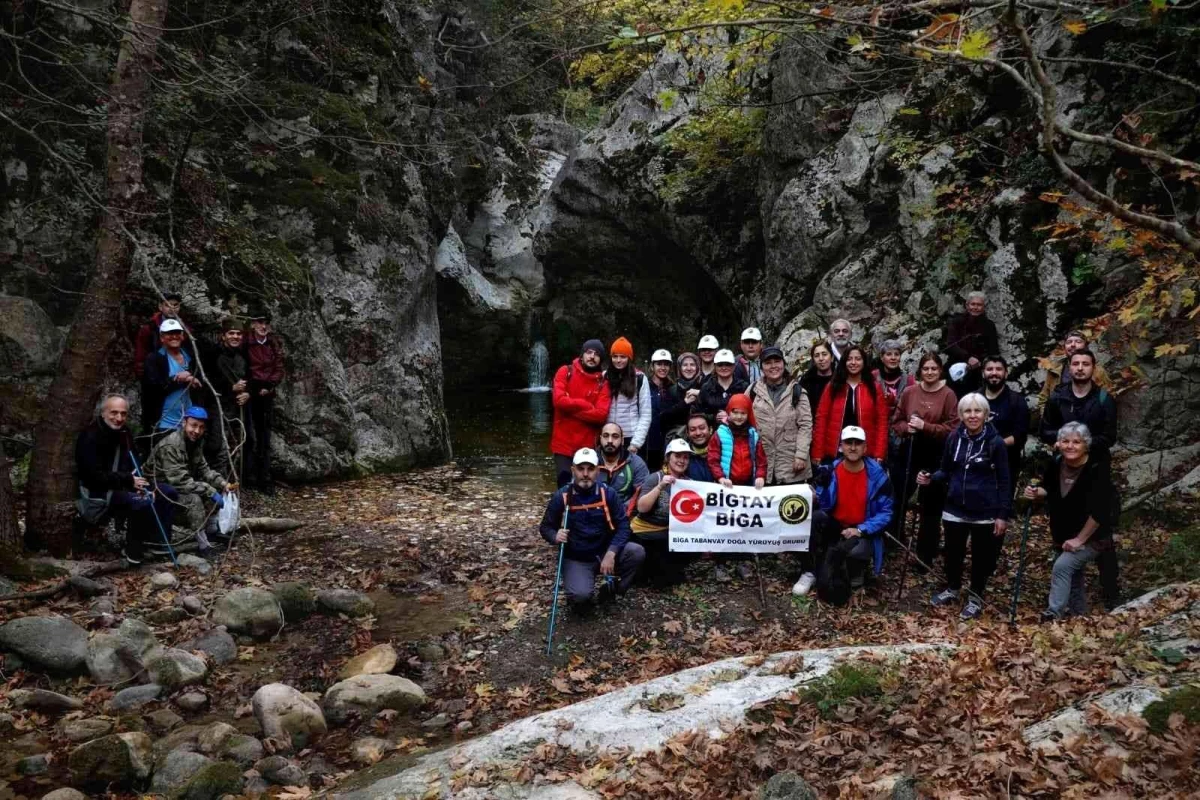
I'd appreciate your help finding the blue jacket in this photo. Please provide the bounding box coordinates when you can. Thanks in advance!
[932,422,1013,521]
[714,424,760,479]
[686,446,715,482]
[597,452,649,512]
[815,457,893,574]
[538,483,632,561]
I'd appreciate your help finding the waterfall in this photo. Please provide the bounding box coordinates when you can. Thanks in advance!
[527,341,550,391]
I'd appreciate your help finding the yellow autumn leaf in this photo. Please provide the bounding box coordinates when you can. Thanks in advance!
[959,30,993,59]
[1063,19,1087,34]
[1152,343,1190,358]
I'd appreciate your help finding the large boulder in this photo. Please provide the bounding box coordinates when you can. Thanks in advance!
[0,615,88,673]
[323,674,426,724]
[146,648,208,689]
[68,732,153,788]
[252,683,327,751]
[86,618,159,684]
[211,588,284,637]
[270,582,317,622]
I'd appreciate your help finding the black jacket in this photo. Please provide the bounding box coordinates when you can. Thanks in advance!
[986,385,1031,475]
[660,376,704,432]
[1042,454,1117,549]
[210,345,249,413]
[699,375,750,418]
[1039,382,1117,454]
[945,312,1000,365]
[799,367,833,417]
[75,421,136,496]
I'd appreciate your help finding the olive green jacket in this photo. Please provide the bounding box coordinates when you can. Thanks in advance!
[145,429,228,497]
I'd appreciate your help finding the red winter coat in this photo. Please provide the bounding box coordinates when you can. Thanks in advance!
[551,359,612,458]
[812,381,889,462]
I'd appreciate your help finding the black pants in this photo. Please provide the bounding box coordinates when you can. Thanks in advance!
[811,510,873,568]
[249,391,274,484]
[913,484,948,566]
[1096,547,1121,609]
[942,520,1004,597]
[633,534,696,587]
[890,440,945,564]
[553,454,574,488]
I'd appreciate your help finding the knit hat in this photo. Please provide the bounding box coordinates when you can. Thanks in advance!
[581,339,604,357]
[610,337,634,358]
[725,394,757,428]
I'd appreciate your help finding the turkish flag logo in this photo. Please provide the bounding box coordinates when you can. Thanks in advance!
[670,490,704,524]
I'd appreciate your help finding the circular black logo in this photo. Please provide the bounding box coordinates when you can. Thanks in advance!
[779,494,810,524]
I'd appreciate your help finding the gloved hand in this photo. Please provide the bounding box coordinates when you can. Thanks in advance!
[814,465,834,488]
[211,492,225,509]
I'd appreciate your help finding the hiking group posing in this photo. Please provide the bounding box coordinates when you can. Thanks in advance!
[541,291,1121,623]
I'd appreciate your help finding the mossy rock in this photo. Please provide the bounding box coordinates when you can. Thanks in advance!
[1142,685,1200,734]
[173,760,243,800]
[270,581,317,622]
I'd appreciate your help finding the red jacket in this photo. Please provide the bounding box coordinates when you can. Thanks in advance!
[550,359,612,457]
[247,335,285,388]
[812,381,889,462]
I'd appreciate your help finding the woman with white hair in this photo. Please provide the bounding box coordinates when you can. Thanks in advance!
[917,392,1012,620]
[1023,422,1118,621]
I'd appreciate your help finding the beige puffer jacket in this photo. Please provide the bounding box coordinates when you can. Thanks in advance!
[749,378,813,484]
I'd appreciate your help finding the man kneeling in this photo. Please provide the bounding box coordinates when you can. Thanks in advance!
[539,447,645,609]
[805,426,893,602]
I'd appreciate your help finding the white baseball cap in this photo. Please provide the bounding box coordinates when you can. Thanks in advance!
[714,349,736,365]
[697,335,719,350]
[740,327,763,341]
[665,438,692,455]
[840,426,867,442]
[159,318,185,334]
[572,447,599,466]
[651,349,672,363]
[949,362,968,382]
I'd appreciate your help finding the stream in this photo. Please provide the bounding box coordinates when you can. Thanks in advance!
[444,388,555,494]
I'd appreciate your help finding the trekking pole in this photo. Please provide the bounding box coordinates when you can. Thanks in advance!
[894,438,916,601]
[128,450,179,567]
[1008,479,1039,626]
[546,505,569,656]
[754,554,767,609]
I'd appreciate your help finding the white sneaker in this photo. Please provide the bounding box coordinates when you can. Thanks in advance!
[792,572,816,596]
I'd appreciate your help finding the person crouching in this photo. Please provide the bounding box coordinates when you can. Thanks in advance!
[538,447,645,611]
[632,438,698,586]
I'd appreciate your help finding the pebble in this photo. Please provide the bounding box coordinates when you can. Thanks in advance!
[177,691,209,712]
[150,571,180,590]
[180,595,206,616]
[42,790,87,800]
[108,683,162,712]
[146,708,184,733]
[69,575,108,597]
[455,721,473,733]
[17,754,49,775]
[176,554,212,575]
[421,713,450,729]
[10,688,83,713]
[416,643,445,663]
[58,717,114,743]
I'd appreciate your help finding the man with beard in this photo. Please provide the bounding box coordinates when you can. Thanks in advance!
[944,292,1000,396]
[1039,350,1117,455]
[684,412,717,482]
[596,422,649,514]
[539,447,645,609]
[551,339,612,486]
[144,407,238,556]
[75,395,179,563]
[828,319,854,367]
[981,356,1031,481]
[1039,330,1110,404]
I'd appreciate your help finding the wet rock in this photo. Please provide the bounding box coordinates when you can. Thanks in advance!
[150,572,180,591]
[150,750,212,794]
[147,607,189,625]
[177,691,209,712]
[68,732,153,788]
[350,737,390,765]
[10,688,83,713]
[87,618,158,684]
[58,717,114,743]
[0,615,88,673]
[174,760,243,800]
[212,588,283,637]
[340,643,398,680]
[179,595,206,616]
[17,754,49,775]
[42,790,87,800]
[146,708,184,734]
[317,588,374,618]
[220,734,264,767]
[147,648,208,689]
[760,771,817,800]
[197,722,237,755]
[254,755,307,786]
[176,554,212,575]
[416,643,445,663]
[253,683,327,751]
[68,576,108,597]
[323,674,426,724]
[270,582,316,622]
[178,627,237,665]
[108,684,162,712]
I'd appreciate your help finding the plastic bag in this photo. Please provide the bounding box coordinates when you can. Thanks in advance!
[217,490,241,535]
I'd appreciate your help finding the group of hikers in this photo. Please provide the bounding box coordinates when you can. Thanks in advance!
[73,293,285,563]
[540,293,1121,622]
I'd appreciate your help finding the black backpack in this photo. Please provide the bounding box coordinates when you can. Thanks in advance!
[816,545,852,607]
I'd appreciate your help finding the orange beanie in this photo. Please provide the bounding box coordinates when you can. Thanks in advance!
[610,337,634,358]
[725,393,757,428]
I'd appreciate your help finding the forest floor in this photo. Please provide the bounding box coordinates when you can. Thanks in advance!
[1,466,1197,798]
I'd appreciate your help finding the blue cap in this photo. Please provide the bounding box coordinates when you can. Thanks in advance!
[184,406,208,421]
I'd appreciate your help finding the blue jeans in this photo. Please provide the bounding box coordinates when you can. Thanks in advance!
[109,484,178,559]
[1047,544,1099,617]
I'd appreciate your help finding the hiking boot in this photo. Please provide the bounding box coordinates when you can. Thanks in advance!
[930,588,959,607]
[597,579,617,606]
[850,572,865,589]
[791,572,816,597]
[1039,609,1060,624]
[713,566,732,583]
[960,596,984,620]
[735,562,755,581]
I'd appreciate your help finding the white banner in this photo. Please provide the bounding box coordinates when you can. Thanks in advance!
[667,479,812,553]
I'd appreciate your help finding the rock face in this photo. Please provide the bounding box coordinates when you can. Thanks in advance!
[0,616,88,673]
[253,683,327,751]
[323,674,426,723]
[212,588,284,637]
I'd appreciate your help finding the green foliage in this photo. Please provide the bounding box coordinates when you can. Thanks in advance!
[801,661,891,719]
[1160,524,1200,581]
[557,88,607,129]
[659,104,765,203]
[1142,685,1200,733]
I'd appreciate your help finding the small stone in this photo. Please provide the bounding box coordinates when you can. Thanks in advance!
[421,713,450,729]
[316,588,375,618]
[349,736,390,765]
[150,572,180,591]
[108,684,162,712]
[150,750,212,794]
[147,607,189,624]
[174,760,243,800]
[220,733,264,767]
[416,643,445,663]
[455,720,473,733]
[197,722,237,755]
[211,588,283,638]
[10,688,83,713]
[69,576,108,597]
[0,711,12,730]
[760,771,817,800]
[253,755,308,787]
[147,647,208,689]
[252,683,327,751]
[68,732,153,788]
[243,775,270,797]
[180,596,206,616]
[42,790,87,800]
[17,754,49,775]
[0,615,89,673]
[178,627,237,665]
[891,776,920,800]
[339,643,398,680]
[177,691,209,712]
[58,717,114,743]
[323,674,426,724]
[90,599,115,615]
[269,582,316,622]
[176,554,212,575]
[146,708,184,733]
[153,725,204,760]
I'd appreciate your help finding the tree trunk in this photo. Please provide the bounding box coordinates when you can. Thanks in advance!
[25,0,170,556]
[0,440,18,551]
